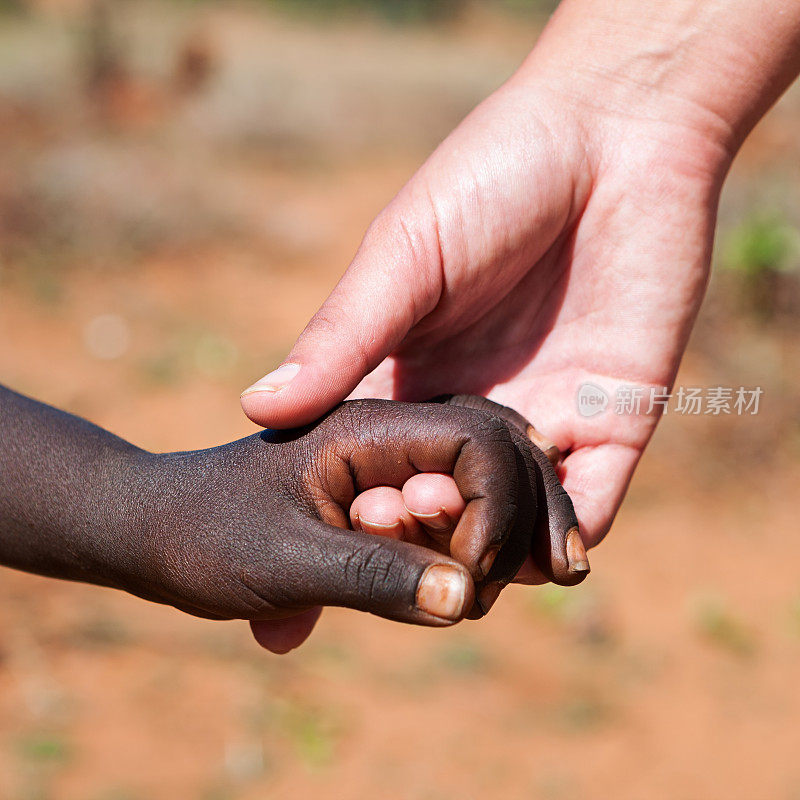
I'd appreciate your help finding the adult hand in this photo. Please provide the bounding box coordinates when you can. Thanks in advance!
[242,0,800,548]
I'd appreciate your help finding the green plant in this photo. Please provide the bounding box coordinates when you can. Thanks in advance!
[270,0,466,24]
[435,638,491,674]
[691,594,757,657]
[529,584,574,622]
[720,212,800,319]
[528,584,615,648]
[0,0,25,14]
[16,732,73,766]
[554,692,612,733]
[70,611,134,649]
[268,699,343,771]
[722,213,798,277]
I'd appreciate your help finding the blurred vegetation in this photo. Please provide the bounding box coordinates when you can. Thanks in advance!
[0,0,548,278]
[434,637,491,674]
[16,731,73,766]
[555,692,613,733]
[528,584,617,650]
[269,0,559,24]
[0,4,798,798]
[273,0,466,23]
[722,213,798,277]
[0,0,563,22]
[719,212,800,320]
[690,594,757,658]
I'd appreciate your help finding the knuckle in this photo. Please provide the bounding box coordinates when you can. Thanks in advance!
[367,207,438,274]
[470,411,515,448]
[308,305,375,377]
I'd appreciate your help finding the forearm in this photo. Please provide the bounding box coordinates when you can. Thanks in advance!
[0,384,149,589]
[522,0,800,168]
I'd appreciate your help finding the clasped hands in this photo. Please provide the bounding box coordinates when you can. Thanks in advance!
[140,394,588,654]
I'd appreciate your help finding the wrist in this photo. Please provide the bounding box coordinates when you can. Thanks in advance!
[519,0,800,179]
[86,449,164,595]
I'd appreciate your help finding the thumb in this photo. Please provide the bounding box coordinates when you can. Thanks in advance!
[272,520,475,627]
[240,205,442,429]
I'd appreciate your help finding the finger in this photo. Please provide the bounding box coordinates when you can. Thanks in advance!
[526,436,589,586]
[268,521,476,627]
[435,393,531,435]
[437,393,560,463]
[350,486,424,543]
[240,208,441,430]
[466,426,538,615]
[558,443,641,549]
[250,607,323,655]
[438,394,586,587]
[335,401,521,586]
[525,424,561,467]
[402,472,466,544]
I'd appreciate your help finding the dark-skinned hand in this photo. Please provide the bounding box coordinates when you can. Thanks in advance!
[251,395,589,653]
[0,388,586,646]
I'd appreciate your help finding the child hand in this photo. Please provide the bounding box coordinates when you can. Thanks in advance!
[251,395,588,653]
[133,398,564,634]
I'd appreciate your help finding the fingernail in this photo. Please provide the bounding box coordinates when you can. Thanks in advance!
[477,582,503,615]
[526,424,561,466]
[479,547,499,580]
[241,363,300,396]
[356,516,405,540]
[410,508,452,531]
[566,527,590,573]
[416,565,467,621]
[543,446,561,467]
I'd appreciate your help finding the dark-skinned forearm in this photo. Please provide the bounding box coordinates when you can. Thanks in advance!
[0,384,151,589]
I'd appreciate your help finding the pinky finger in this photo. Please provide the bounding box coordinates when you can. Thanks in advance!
[250,607,324,655]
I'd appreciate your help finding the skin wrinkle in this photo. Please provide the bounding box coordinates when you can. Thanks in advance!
[393,208,443,328]
[414,111,574,338]
[549,71,736,164]
[403,129,583,355]
[314,303,377,380]
[361,545,403,609]
[308,449,354,518]
[422,184,446,312]
[537,0,800,154]
[364,209,437,333]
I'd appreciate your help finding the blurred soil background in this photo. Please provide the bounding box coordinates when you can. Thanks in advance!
[0,2,799,799]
